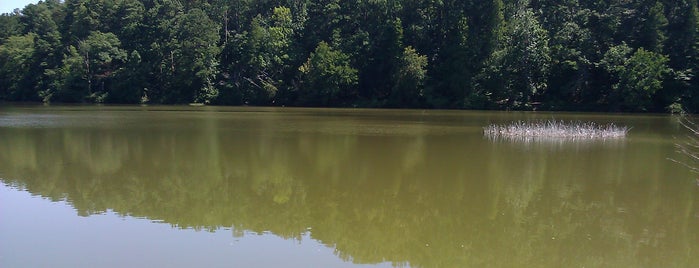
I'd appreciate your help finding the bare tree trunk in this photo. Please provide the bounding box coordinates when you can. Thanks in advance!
[224,8,229,44]
[84,50,92,94]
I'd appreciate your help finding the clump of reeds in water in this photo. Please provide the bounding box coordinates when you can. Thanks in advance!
[484,120,629,141]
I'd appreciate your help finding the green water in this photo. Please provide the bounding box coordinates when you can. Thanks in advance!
[0,105,697,267]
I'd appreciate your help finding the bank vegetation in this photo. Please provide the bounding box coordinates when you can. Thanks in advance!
[0,0,698,112]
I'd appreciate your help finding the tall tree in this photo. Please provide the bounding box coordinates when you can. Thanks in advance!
[600,44,670,111]
[0,33,37,100]
[18,1,64,101]
[423,1,472,108]
[0,12,22,44]
[478,2,550,109]
[168,8,221,103]
[661,0,699,111]
[637,1,668,53]
[389,46,428,107]
[50,45,87,102]
[77,31,126,102]
[297,41,358,106]
[531,0,598,110]
[64,0,116,40]
[241,6,295,104]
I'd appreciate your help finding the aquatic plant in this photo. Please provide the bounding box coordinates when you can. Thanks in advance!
[484,120,629,140]
[670,116,699,174]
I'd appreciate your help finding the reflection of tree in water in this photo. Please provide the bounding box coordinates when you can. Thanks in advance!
[484,138,698,267]
[0,118,697,267]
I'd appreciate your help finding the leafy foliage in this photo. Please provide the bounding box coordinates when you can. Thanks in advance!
[0,33,36,100]
[389,46,428,107]
[298,41,358,106]
[0,0,698,112]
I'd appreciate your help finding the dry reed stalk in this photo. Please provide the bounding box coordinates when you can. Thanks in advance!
[484,120,629,140]
[670,116,699,174]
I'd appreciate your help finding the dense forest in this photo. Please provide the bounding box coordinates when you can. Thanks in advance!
[0,0,698,112]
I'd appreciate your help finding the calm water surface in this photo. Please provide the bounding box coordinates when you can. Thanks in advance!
[0,105,697,267]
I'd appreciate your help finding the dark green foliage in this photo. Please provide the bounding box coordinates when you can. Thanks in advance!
[0,12,22,44]
[601,45,670,111]
[477,4,551,110]
[297,41,358,106]
[0,33,37,100]
[50,45,88,102]
[617,49,670,111]
[389,46,428,107]
[0,0,697,112]
[79,31,127,102]
[167,8,221,104]
[238,6,294,104]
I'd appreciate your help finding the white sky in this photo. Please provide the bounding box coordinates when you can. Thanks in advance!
[1,0,40,14]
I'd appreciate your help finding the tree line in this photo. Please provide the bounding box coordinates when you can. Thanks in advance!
[0,0,698,112]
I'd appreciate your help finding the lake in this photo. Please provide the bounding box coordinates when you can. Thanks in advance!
[0,105,697,267]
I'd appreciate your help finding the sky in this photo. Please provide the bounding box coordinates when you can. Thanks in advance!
[1,0,40,14]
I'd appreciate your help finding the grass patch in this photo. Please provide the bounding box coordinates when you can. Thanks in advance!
[484,120,629,140]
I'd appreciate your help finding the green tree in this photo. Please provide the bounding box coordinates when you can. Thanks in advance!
[39,31,126,103]
[17,1,64,102]
[64,0,117,40]
[601,44,670,111]
[467,0,505,73]
[479,3,550,109]
[110,50,147,103]
[661,0,699,111]
[663,1,698,69]
[78,31,127,102]
[530,0,596,110]
[138,0,184,103]
[423,1,472,109]
[50,45,87,102]
[111,0,145,51]
[297,41,358,106]
[242,6,295,104]
[389,46,428,107]
[355,15,404,106]
[456,0,507,109]
[154,7,220,104]
[617,49,670,111]
[637,1,668,53]
[302,0,342,52]
[0,12,22,44]
[0,33,36,100]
